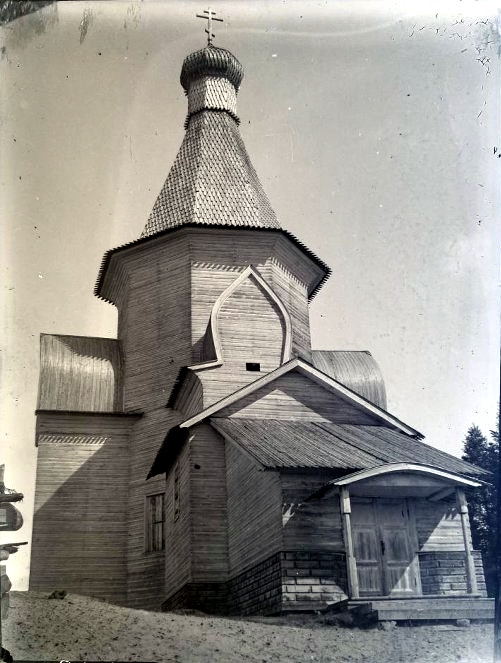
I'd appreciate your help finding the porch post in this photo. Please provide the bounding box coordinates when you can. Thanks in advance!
[340,486,359,599]
[455,488,478,595]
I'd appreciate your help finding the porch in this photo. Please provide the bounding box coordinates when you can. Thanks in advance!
[332,464,488,603]
[279,462,494,619]
[328,595,494,624]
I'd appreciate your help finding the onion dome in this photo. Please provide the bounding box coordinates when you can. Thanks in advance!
[140,45,280,238]
[180,45,244,92]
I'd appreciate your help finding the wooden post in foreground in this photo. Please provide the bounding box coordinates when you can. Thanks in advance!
[340,486,359,599]
[456,488,478,595]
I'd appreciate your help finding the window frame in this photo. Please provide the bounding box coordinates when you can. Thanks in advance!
[144,492,165,554]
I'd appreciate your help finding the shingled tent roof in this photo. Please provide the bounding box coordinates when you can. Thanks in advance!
[141,45,280,238]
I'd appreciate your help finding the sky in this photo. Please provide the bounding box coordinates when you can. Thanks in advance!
[1,1,500,590]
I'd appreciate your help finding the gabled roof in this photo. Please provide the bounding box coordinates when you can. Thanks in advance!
[210,419,487,477]
[179,357,422,438]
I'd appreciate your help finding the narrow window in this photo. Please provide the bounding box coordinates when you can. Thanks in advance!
[173,463,180,522]
[246,362,260,372]
[145,493,165,553]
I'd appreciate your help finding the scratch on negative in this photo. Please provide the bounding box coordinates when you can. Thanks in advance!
[79,8,93,44]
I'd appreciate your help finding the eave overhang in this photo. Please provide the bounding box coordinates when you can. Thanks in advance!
[94,224,331,305]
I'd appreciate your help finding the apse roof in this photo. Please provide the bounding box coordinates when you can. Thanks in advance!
[37,334,123,413]
[311,350,387,410]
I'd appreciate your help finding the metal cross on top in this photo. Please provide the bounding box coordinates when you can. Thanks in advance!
[196,7,223,46]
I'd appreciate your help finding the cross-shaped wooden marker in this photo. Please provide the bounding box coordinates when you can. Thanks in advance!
[196,7,223,46]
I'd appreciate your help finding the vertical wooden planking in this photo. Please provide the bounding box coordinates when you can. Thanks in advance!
[189,424,229,582]
[164,441,192,598]
[111,235,193,609]
[280,472,343,551]
[225,441,282,577]
[188,229,319,362]
[125,409,182,610]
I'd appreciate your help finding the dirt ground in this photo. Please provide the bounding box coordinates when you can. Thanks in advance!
[1,591,495,663]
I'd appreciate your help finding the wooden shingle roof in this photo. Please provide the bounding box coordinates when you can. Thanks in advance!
[141,111,280,238]
[180,45,244,92]
[210,418,487,477]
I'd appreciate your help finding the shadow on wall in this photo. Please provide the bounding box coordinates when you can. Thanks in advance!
[30,436,143,607]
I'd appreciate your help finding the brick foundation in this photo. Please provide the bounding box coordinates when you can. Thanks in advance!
[418,550,487,596]
[228,553,283,615]
[281,550,348,610]
[162,550,349,615]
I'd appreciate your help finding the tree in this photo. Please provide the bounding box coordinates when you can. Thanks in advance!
[462,424,499,596]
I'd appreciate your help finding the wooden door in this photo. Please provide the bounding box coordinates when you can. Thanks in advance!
[351,498,420,597]
[377,500,420,596]
[351,500,383,596]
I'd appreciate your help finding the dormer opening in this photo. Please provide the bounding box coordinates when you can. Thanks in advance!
[246,362,260,372]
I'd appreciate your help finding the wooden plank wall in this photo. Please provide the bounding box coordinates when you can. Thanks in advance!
[117,236,193,412]
[93,226,324,608]
[189,424,229,582]
[164,440,192,599]
[193,274,289,408]
[189,230,315,362]
[414,498,470,552]
[194,369,261,411]
[113,237,194,609]
[219,372,380,424]
[125,409,182,609]
[218,275,285,368]
[225,441,283,577]
[30,414,133,604]
[281,473,344,551]
[174,370,203,419]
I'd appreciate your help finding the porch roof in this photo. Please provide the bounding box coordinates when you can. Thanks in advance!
[331,463,484,488]
[210,418,488,478]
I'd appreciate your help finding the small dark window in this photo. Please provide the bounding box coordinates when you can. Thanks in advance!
[145,493,165,553]
[246,362,260,372]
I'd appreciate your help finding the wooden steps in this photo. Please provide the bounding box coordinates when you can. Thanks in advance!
[330,596,494,623]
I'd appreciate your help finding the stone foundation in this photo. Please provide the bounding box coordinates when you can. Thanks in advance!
[418,550,487,596]
[281,550,348,610]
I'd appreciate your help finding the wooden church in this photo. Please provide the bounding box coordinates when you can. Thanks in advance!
[30,34,493,621]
